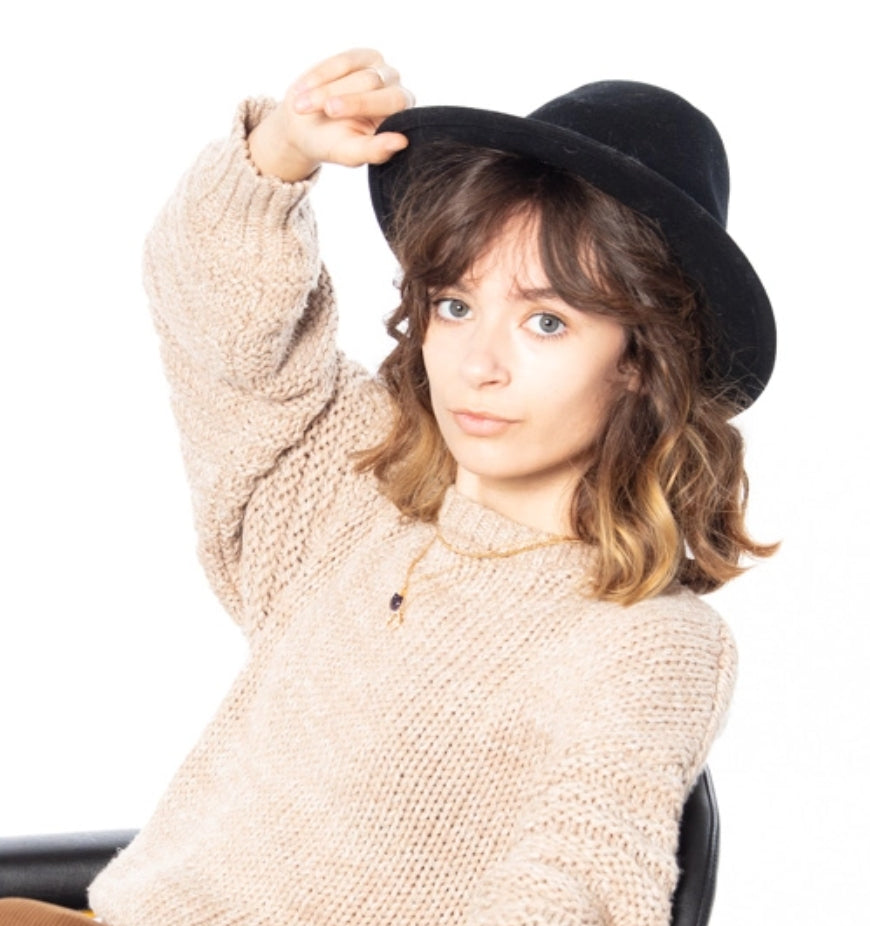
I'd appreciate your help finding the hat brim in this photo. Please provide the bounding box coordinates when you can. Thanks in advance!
[369,105,775,408]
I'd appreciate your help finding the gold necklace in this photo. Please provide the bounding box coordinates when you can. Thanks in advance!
[388,529,579,625]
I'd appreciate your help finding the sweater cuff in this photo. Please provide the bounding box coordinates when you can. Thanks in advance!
[185,98,320,233]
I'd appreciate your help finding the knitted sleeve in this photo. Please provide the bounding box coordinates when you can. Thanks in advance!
[464,599,737,926]
[145,99,383,632]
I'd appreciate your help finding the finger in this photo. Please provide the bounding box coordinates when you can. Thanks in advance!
[366,132,409,164]
[326,132,409,168]
[322,85,412,120]
[359,64,399,90]
[294,65,400,114]
[292,48,385,94]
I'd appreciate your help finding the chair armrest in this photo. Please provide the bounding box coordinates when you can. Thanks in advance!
[0,830,137,908]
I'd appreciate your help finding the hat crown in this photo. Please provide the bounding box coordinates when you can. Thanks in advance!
[529,81,730,226]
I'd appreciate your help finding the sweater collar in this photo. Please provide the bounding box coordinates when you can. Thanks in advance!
[436,486,594,573]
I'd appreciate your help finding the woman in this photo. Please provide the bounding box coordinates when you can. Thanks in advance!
[2,49,774,926]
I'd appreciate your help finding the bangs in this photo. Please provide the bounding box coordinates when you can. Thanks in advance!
[389,145,610,311]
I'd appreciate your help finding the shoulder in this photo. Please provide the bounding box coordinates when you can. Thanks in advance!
[576,583,734,668]
[529,574,735,688]
[535,585,736,761]
[609,586,737,708]
[590,587,736,714]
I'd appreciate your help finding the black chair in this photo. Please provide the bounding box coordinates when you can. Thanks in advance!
[0,768,719,925]
[672,768,720,926]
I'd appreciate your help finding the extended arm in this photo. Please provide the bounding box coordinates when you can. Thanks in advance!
[465,598,736,926]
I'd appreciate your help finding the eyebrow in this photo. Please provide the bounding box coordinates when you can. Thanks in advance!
[445,281,565,304]
[514,286,562,303]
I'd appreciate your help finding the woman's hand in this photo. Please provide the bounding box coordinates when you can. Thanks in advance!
[249,48,412,183]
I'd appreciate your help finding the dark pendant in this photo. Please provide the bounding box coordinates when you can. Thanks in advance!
[389,593,404,612]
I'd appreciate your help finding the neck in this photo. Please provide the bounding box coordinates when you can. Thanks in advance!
[453,470,576,536]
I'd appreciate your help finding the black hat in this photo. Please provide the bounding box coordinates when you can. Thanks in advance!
[369,81,775,408]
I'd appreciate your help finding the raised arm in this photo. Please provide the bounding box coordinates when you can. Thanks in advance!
[147,51,411,631]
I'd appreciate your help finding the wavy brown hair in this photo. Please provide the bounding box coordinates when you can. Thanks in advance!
[357,144,776,603]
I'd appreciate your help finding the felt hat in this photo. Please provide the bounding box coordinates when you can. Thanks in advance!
[369,81,775,408]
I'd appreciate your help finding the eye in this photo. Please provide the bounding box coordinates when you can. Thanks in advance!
[527,312,566,337]
[433,298,472,321]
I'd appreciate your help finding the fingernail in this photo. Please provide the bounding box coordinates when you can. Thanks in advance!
[324,97,344,117]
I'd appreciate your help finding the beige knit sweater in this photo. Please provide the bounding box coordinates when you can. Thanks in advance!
[88,100,737,926]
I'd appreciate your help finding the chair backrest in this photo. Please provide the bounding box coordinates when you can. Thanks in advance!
[671,767,720,926]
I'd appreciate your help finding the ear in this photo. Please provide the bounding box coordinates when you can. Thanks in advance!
[615,328,642,394]
[621,361,642,394]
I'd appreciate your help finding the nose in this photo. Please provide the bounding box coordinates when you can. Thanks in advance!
[458,322,511,388]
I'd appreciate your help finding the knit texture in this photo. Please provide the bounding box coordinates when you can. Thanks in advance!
[88,100,737,926]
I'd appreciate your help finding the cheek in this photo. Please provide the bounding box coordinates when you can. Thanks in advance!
[421,343,434,392]
[421,332,448,394]
[553,371,624,438]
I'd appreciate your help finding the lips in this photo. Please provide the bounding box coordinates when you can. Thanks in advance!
[450,409,516,437]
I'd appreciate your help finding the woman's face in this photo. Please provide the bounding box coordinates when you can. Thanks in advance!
[422,216,634,533]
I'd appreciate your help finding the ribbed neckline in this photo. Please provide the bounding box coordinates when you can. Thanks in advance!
[436,486,594,573]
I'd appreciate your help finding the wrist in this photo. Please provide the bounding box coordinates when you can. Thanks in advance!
[248,111,319,183]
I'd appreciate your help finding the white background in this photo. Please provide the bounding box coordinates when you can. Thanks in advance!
[1,1,867,922]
